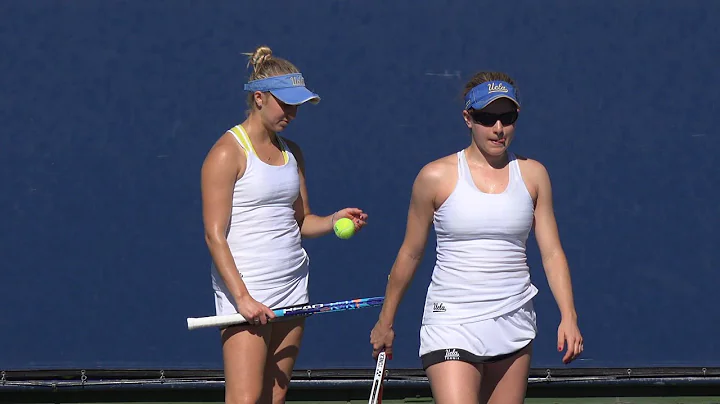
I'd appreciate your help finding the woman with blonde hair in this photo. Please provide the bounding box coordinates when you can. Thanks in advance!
[201,45,368,403]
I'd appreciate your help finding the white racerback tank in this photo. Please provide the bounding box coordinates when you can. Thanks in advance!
[421,150,538,325]
[211,125,309,313]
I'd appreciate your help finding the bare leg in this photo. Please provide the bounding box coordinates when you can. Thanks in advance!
[480,343,532,404]
[425,360,482,404]
[221,324,273,404]
[261,318,306,404]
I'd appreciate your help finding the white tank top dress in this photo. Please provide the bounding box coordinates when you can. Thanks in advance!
[419,150,539,368]
[210,125,310,317]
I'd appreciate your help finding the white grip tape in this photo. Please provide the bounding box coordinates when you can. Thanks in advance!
[186,313,250,330]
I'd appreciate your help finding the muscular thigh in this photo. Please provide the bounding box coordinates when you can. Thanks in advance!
[480,343,532,404]
[222,324,272,403]
[425,361,482,404]
[263,318,305,396]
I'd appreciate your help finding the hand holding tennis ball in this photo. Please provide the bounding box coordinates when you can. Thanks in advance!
[332,207,368,239]
[334,217,356,239]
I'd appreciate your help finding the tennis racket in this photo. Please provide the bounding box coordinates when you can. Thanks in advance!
[187,296,384,330]
[368,350,387,404]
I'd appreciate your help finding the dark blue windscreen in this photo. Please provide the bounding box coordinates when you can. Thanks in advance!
[0,0,717,371]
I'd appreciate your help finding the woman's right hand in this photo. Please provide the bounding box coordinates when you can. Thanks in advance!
[236,295,276,325]
[370,319,395,359]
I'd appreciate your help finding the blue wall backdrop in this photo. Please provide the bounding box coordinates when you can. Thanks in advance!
[1,1,718,371]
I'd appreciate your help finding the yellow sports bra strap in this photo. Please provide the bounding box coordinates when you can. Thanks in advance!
[230,125,288,164]
[277,137,289,165]
[229,125,255,155]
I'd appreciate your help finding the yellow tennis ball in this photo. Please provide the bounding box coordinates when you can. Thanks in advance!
[333,217,355,239]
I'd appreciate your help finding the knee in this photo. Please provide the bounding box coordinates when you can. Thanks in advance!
[225,391,262,404]
[228,384,288,404]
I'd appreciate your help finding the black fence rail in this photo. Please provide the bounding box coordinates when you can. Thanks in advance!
[1,367,720,403]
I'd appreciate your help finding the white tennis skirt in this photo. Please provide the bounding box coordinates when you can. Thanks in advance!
[419,299,537,369]
[212,259,310,318]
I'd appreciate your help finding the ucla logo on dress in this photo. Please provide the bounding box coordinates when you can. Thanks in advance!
[444,349,460,360]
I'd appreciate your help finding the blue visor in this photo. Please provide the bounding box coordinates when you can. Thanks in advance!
[464,80,520,110]
[244,73,320,106]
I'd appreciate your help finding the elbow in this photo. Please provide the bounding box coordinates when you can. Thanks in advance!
[541,248,569,271]
[298,225,316,240]
[541,246,562,260]
[407,250,425,263]
[399,245,425,264]
[204,232,227,248]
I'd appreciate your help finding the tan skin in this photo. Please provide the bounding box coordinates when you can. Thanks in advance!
[201,89,368,404]
[369,97,583,404]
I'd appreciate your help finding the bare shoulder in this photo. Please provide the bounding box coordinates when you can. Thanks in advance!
[413,153,458,208]
[515,154,550,182]
[515,154,552,202]
[202,132,244,174]
[416,154,456,184]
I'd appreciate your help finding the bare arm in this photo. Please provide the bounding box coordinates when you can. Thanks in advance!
[532,162,577,321]
[201,140,251,303]
[369,163,440,359]
[377,164,439,327]
[286,138,366,238]
[531,160,583,363]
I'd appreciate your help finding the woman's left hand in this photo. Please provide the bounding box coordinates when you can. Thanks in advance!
[333,207,368,232]
[557,318,583,364]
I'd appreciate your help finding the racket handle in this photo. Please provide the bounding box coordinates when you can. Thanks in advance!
[368,350,387,404]
[186,313,251,330]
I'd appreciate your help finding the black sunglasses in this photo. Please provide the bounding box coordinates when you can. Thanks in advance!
[469,110,518,127]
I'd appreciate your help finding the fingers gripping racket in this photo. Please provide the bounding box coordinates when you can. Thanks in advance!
[368,351,387,404]
[187,296,384,330]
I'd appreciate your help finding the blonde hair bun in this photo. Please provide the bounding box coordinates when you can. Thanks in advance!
[247,46,272,71]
